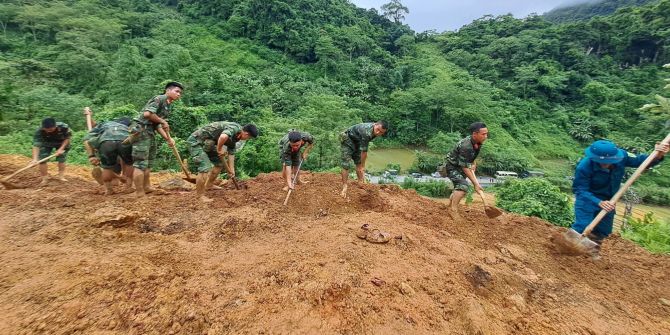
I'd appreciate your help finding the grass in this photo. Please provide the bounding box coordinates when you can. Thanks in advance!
[627,203,670,222]
[366,148,416,173]
[538,159,574,178]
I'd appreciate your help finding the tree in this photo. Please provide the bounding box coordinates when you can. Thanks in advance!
[638,63,670,138]
[381,0,409,23]
[315,33,342,78]
[0,4,19,36]
[15,4,48,41]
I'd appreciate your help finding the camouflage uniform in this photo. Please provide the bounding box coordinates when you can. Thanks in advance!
[340,123,376,169]
[130,94,173,170]
[444,136,481,192]
[278,130,314,166]
[33,122,72,163]
[84,121,132,169]
[187,121,242,173]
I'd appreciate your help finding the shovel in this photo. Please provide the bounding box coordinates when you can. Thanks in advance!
[220,154,241,190]
[283,159,304,206]
[1,154,57,189]
[477,189,503,218]
[555,133,670,255]
[166,132,196,184]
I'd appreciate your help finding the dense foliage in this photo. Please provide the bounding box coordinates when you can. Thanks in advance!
[544,0,657,23]
[400,177,451,198]
[622,212,670,254]
[0,0,669,193]
[496,178,575,227]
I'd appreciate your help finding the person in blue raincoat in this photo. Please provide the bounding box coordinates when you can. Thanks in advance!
[570,140,668,256]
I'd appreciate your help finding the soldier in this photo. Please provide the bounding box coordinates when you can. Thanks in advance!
[128,81,183,197]
[32,117,71,186]
[339,121,389,198]
[83,112,134,195]
[443,122,488,218]
[187,121,258,202]
[278,130,314,191]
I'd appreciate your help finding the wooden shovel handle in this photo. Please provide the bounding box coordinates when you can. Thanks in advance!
[84,107,93,131]
[220,155,239,190]
[283,189,293,206]
[170,145,191,178]
[165,131,191,179]
[2,154,57,182]
[477,189,489,207]
[583,133,670,236]
[283,160,304,206]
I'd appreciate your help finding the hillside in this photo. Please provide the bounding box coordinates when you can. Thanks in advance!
[1,155,669,334]
[544,0,658,23]
[1,0,669,181]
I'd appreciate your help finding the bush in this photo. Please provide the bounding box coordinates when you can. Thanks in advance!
[0,131,32,156]
[622,213,670,254]
[411,151,442,174]
[545,176,572,193]
[401,177,451,198]
[634,185,670,206]
[427,131,461,155]
[496,178,574,227]
[385,163,401,173]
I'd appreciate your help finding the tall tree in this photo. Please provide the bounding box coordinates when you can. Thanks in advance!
[381,0,409,23]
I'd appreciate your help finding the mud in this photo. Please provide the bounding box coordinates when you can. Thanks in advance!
[1,154,669,334]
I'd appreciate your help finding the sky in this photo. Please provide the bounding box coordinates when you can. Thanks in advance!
[349,0,589,32]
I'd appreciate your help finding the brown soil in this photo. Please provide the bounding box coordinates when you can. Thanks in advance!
[1,154,669,335]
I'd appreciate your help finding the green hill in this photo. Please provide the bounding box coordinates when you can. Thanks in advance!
[1,0,669,203]
[544,0,658,23]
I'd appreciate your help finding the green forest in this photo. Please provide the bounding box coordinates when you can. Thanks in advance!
[544,0,657,23]
[1,0,669,203]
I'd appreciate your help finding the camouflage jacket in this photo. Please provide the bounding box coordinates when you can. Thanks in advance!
[83,121,129,149]
[192,121,242,154]
[342,123,376,152]
[135,94,173,130]
[279,131,314,155]
[445,136,480,169]
[33,122,71,148]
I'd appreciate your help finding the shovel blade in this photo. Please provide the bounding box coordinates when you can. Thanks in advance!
[552,229,599,255]
[484,206,503,218]
[183,177,197,184]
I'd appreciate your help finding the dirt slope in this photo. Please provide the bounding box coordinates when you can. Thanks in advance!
[1,154,669,335]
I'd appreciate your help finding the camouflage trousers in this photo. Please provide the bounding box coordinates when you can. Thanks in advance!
[339,133,361,170]
[131,130,157,170]
[187,135,224,173]
[38,145,70,163]
[446,166,469,192]
[98,141,133,169]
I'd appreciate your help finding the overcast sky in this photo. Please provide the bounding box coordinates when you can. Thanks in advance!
[349,0,588,32]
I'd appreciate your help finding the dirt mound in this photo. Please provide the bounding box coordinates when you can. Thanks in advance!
[1,154,669,334]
